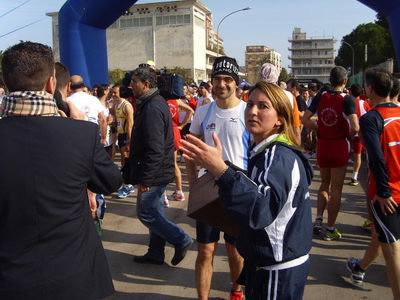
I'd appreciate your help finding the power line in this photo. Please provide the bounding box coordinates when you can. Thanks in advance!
[0,0,31,19]
[0,18,46,39]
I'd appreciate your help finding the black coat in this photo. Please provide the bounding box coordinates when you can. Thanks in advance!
[129,90,174,187]
[0,116,122,300]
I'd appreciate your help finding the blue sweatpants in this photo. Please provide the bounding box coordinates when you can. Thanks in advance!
[245,259,309,300]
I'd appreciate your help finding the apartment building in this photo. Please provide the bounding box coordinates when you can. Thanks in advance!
[288,27,336,83]
[245,45,281,84]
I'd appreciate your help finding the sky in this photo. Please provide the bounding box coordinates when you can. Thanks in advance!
[0,0,378,70]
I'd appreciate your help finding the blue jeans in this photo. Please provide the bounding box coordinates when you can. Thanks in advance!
[136,184,191,261]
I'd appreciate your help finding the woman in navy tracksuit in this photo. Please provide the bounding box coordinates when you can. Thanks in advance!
[181,81,313,299]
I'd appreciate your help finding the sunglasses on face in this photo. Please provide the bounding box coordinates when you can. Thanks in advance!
[212,76,235,84]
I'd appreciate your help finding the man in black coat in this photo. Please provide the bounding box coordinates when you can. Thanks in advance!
[0,41,122,300]
[128,67,193,266]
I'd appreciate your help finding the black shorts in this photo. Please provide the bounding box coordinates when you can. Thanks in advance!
[196,220,237,245]
[104,145,112,152]
[118,133,128,148]
[371,200,400,243]
[180,123,191,138]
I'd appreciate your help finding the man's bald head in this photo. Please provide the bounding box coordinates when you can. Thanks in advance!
[70,75,85,90]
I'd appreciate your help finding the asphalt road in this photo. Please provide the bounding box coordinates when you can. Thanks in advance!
[102,157,392,300]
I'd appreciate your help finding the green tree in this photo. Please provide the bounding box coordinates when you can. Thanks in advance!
[279,67,290,82]
[375,13,397,65]
[335,15,397,73]
[108,68,124,85]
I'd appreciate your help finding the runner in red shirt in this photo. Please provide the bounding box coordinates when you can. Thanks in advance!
[349,83,371,186]
[302,66,359,241]
[165,98,193,206]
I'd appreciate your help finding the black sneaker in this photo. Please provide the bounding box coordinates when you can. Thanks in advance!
[171,239,193,266]
[346,257,365,284]
[313,218,323,235]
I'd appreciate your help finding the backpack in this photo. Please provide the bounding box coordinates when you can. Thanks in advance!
[157,74,184,99]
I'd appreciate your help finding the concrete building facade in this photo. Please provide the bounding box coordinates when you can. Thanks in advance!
[245,45,281,84]
[47,0,220,84]
[288,27,336,83]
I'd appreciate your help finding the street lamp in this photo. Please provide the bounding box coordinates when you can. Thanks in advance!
[216,7,251,57]
[343,41,355,76]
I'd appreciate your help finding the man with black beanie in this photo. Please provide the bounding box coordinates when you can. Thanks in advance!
[187,56,251,300]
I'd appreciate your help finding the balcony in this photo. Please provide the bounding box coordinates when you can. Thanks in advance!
[291,63,335,68]
[288,54,334,60]
[246,48,269,53]
[288,45,334,51]
[206,63,213,70]
[288,37,334,42]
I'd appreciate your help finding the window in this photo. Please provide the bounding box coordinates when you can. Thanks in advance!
[120,19,128,28]
[156,14,191,26]
[120,17,152,28]
[163,16,169,25]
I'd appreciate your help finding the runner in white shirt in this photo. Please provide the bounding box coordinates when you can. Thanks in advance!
[67,75,108,237]
[187,56,251,300]
[196,82,214,109]
[67,75,107,146]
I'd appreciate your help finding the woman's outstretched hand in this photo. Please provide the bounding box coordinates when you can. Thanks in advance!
[180,132,228,178]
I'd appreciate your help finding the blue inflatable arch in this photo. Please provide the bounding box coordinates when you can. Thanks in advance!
[58,0,138,87]
[58,0,400,87]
